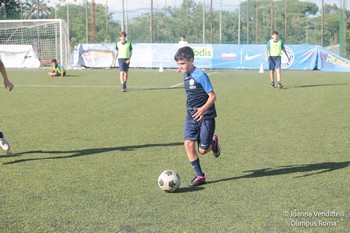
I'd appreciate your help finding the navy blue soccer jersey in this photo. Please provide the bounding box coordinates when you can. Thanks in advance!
[184,67,217,119]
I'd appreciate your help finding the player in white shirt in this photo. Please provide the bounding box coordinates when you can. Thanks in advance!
[178,35,188,48]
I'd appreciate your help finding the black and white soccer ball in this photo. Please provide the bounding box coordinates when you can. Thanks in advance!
[158,170,181,193]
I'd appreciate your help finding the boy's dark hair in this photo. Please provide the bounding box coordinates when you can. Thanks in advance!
[174,46,194,61]
[119,31,127,37]
[271,31,278,35]
[51,59,57,63]
[180,34,185,38]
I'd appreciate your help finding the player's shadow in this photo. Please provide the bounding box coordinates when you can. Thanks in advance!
[292,83,348,88]
[207,161,350,185]
[175,186,205,193]
[1,142,183,165]
[129,86,183,92]
[63,74,80,77]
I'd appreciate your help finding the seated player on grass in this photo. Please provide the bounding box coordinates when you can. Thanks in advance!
[48,59,66,78]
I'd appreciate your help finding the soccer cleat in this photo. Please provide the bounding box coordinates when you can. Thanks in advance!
[189,175,206,187]
[0,135,10,151]
[121,83,127,92]
[278,84,283,89]
[212,135,221,158]
[271,83,275,88]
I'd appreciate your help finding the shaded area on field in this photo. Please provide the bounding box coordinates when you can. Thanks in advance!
[128,86,183,92]
[207,161,350,184]
[1,142,183,165]
[290,83,348,89]
[174,186,205,193]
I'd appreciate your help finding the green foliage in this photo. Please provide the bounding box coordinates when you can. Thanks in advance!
[125,0,345,47]
[0,0,22,19]
[0,69,349,232]
[51,3,120,44]
[1,0,350,57]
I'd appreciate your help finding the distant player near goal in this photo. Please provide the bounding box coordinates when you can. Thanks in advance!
[113,31,133,92]
[265,31,290,89]
[0,59,14,151]
[176,35,189,73]
[178,34,188,48]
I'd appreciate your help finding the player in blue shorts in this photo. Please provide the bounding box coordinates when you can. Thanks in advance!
[174,46,221,187]
[0,59,14,151]
[265,31,290,89]
[113,31,132,92]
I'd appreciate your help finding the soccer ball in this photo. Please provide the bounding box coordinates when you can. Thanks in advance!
[158,170,181,193]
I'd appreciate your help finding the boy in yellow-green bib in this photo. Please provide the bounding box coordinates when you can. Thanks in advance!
[265,31,290,89]
[113,31,132,92]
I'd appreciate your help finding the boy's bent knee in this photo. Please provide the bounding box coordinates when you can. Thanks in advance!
[198,147,211,155]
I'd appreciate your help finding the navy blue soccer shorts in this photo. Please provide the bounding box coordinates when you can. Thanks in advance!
[184,116,216,150]
[268,56,282,71]
[118,58,130,72]
[55,71,66,76]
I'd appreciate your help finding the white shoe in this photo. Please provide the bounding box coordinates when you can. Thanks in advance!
[0,137,10,151]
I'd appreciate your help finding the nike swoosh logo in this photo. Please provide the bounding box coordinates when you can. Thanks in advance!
[245,54,262,61]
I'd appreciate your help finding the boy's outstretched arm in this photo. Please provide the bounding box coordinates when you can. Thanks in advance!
[0,60,14,91]
[282,48,290,61]
[113,51,119,66]
[60,67,65,77]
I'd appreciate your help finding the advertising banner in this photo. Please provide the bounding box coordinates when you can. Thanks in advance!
[70,43,350,72]
[70,43,115,68]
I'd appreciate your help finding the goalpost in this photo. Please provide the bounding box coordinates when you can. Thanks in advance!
[0,19,70,68]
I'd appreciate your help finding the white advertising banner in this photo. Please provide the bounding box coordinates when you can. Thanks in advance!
[70,44,115,68]
[70,43,350,72]
[0,45,41,68]
[70,43,179,69]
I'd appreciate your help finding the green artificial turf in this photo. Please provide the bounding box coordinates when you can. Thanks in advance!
[0,68,349,232]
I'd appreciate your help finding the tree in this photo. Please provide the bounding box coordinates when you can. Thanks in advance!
[48,3,120,46]
[0,0,24,19]
[1,0,349,58]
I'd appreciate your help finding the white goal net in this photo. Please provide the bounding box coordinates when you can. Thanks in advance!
[0,19,70,68]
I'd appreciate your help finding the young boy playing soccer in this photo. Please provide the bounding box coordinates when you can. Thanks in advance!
[113,31,132,92]
[48,59,66,78]
[174,46,221,187]
[0,59,14,151]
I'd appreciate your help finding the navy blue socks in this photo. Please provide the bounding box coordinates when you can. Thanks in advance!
[191,158,204,177]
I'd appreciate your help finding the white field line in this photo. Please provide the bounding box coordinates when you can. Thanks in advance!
[15,84,172,89]
[169,71,219,88]
[169,82,183,88]
[15,72,221,89]
[16,84,117,88]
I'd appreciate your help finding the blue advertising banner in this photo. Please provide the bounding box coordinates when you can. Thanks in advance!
[70,43,350,72]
